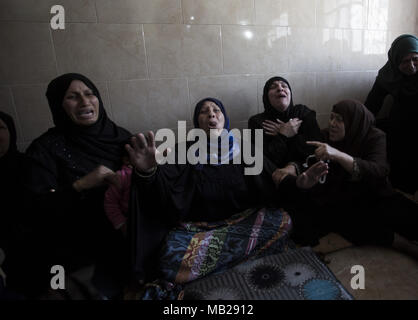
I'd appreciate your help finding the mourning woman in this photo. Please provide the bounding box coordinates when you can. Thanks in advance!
[365,34,418,194]
[25,73,132,299]
[275,100,418,253]
[0,111,25,255]
[127,98,296,292]
[248,76,323,184]
[0,111,48,298]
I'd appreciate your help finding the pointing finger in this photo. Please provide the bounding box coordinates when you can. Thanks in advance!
[306,141,323,147]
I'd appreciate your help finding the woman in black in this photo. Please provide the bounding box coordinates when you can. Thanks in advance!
[25,73,132,299]
[0,111,25,255]
[0,111,34,298]
[248,76,322,184]
[365,34,418,194]
[276,100,418,254]
[126,98,304,287]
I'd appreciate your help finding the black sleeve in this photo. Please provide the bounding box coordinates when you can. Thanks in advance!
[287,110,323,163]
[250,116,289,168]
[131,164,191,224]
[128,167,173,282]
[356,131,390,181]
[24,141,83,216]
[248,115,288,168]
[364,80,389,116]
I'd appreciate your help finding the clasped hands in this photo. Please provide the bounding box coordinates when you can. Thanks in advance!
[262,118,302,138]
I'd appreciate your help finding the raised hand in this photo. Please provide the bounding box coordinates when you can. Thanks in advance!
[296,160,328,189]
[306,141,341,162]
[125,131,157,173]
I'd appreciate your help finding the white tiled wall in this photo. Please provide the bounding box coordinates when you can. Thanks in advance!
[0,0,416,150]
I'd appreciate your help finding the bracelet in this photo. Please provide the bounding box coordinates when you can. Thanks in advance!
[288,162,301,176]
[134,166,157,178]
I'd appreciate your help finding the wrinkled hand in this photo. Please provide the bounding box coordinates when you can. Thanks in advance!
[262,119,281,136]
[272,164,297,186]
[307,141,341,162]
[73,165,115,192]
[263,118,302,138]
[296,161,328,189]
[125,131,158,173]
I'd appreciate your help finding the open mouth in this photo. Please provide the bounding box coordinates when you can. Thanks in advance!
[208,120,218,128]
[77,109,95,119]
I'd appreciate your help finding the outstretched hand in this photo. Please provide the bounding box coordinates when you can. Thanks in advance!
[125,131,157,173]
[296,161,328,189]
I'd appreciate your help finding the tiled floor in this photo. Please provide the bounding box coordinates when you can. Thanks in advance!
[315,233,418,300]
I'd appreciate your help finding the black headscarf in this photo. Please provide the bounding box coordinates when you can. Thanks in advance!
[0,111,25,214]
[0,111,17,158]
[377,34,418,96]
[44,73,132,172]
[327,100,375,157]
[263,76,304,122]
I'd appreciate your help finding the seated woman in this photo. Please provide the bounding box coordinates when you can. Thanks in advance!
[25,73,132,299]
[275,99,418,253]
[365,34,418,194]
[126,98,296,291]
[0,111,44,298]
[248,76,323,184]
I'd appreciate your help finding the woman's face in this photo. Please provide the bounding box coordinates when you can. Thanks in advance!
[398,52,418,76]
[197,101,225,136]
[268,80,291,112]
[62,80,100,126]
[0,118,10,158]
[329,112,345,142]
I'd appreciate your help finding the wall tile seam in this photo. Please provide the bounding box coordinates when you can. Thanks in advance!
[180,0,185,25]
[219,24,226,78]
[7,86,25,142]
[93,0,99,23]
[104,81,114,119]
[48,26,60,78]
[185,78,193,122]
[0,69,381,88]
[139,24,150,79]
[1,21,413,32]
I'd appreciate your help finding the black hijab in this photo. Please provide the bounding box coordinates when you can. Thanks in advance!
[0,111,25,201]
[0,111,17,158]
[376,34,418,96]
[327,100,375,157]
[44,73,132,172]
[262,76,309,122]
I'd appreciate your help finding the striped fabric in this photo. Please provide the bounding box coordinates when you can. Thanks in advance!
[158,207,293,284]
